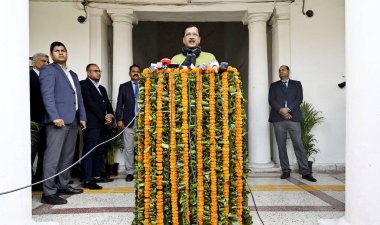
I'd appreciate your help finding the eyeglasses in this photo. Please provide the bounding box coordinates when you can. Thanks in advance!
[91,70,102,73]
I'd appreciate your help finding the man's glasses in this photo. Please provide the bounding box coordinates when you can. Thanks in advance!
[91,70,102,73]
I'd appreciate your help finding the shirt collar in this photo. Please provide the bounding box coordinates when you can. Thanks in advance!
[89,78,100,88]
[33,68,40,76]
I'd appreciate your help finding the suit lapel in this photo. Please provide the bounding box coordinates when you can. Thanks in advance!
[53,63,74,91]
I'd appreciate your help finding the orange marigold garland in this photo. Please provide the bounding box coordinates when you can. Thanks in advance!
[234,69,244,224]
[209,70,218,225]
[155,72,164,225]
[196,68,204,225]
[169,70,179,225]
[181,68,190,223]
[221,71,230,220]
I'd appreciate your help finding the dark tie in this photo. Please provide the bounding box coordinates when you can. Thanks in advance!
[134,82,139,114]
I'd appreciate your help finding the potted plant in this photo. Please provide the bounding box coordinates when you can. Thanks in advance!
[105,122,124,177]
[300,101,324,173]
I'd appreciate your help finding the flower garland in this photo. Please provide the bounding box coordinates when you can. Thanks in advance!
[155,72,164,225]
[209,69,218,225]
[221,71,230,220]
[181,68,190,222]
[169,70,179,225]
[233,68,243,224]
[196,68,204,225]
[143,71,152,225]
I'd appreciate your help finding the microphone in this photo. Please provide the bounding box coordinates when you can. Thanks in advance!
[219,62,229,73]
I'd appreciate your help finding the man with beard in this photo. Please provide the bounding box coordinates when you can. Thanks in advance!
[171,25,218,67]
[115,64,141,182]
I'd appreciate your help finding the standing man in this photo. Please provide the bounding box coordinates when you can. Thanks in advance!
[171,25,218,67]
[116,64,141,182]
[39,41,87,205]
[80,63,114,190]
[268,65,317,182]
[30,53,49,190]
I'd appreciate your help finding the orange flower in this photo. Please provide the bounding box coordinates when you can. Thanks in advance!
[196,69,204,225]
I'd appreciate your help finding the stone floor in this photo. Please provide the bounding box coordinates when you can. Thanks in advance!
[32,172,345,225]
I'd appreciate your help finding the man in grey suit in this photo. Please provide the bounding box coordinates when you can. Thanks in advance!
[268,65,317,182]
[39,41,87,205]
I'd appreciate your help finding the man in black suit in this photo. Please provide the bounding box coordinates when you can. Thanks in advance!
[80,64,114,189]
[268,65,317,182]
[116,64,141,182]
[30,53,49,190]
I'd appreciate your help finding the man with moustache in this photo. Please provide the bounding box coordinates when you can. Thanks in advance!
[80,64,114,189]
[39,41,87,205]
[115,64,141,182]
[172,25,218,67]
[268,65,317,182]
[30,53,49,190]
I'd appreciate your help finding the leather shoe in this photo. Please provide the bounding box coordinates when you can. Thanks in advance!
[57,186,83,195]
[83,181,102,190]
[125,174,134,182]
[41,194,67,205]
[280,172,290,179]
[93,177,114,183]
[302,174,317,182]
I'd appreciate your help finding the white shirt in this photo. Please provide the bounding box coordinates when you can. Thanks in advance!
[61,65,78,111]
[33,68,40,76]
[89,78,102,96]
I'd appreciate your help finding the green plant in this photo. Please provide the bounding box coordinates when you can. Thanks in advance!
[300,101,324,160]
[105,122,124,165]
[31,121,42,146]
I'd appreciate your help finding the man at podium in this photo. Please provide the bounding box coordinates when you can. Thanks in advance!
[171,25,218,67]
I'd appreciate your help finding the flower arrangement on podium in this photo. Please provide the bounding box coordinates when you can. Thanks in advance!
[133,66,252,225]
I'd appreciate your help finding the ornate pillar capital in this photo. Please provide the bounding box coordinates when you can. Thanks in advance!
[108,9,137,24]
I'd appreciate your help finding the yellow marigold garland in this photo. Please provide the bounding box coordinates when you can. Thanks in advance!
[234,69,244,224]
[144,72,152,225]
[209,70,218,225]
[155,72,164,225]
[181,68,190,222]
[169,70,179,225]
[221,71,230,220]
[196,68,204,225]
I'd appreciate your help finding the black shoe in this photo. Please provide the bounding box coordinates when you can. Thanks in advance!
[93,177,114,183]
[57,186,84,195]
[83,181,103,190]
[125,174,134,182]
[280,172,290,179]
[41,194,67,205]
[302,174,317,182]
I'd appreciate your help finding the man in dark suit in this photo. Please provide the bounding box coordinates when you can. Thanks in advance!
[39,41,87,205]
[80,63,114,189]
[116,64,141,182]
[30,53,49,190]
[268,65,317,182]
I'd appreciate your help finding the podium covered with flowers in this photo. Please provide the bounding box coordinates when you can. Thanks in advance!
[133,67,252,225]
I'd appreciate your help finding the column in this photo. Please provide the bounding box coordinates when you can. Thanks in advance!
[319,0,380,225]
[108,9,136,107]
[269,6,292,168]
[0,0,56,224]
[89,8,111,92]
[245,12,274,169]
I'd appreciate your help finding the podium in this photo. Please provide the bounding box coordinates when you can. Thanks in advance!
[133,67,251,225]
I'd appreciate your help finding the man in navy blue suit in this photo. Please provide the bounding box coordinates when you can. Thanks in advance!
[30,53,49,190]
[80,63,114,190]
[115,64,141,182]
[268,65,317,182]
[39,42,87,205]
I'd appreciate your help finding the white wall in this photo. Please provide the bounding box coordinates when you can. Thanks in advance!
[30,2,90,80]
[290,0,345,164]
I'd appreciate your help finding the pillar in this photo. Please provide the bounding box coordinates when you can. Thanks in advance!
[319,0,380,224]
[245,12,274,169]
[108,9,136,107]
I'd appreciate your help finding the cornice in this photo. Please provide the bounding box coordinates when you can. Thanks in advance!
[107,8,138,24]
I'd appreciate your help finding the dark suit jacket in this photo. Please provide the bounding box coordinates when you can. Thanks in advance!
[39,63,86,124]
[115,81,136,128]
[268,79,303,123]
[80,78,114,129]
[30,69,45,123]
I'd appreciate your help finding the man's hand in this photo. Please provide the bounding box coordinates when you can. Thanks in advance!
[53,119,65,127]
[283,113,293,120]
[105,114,113,125]
[80,121,86,131]
[117,121,125,130]
[279,107,290,116]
